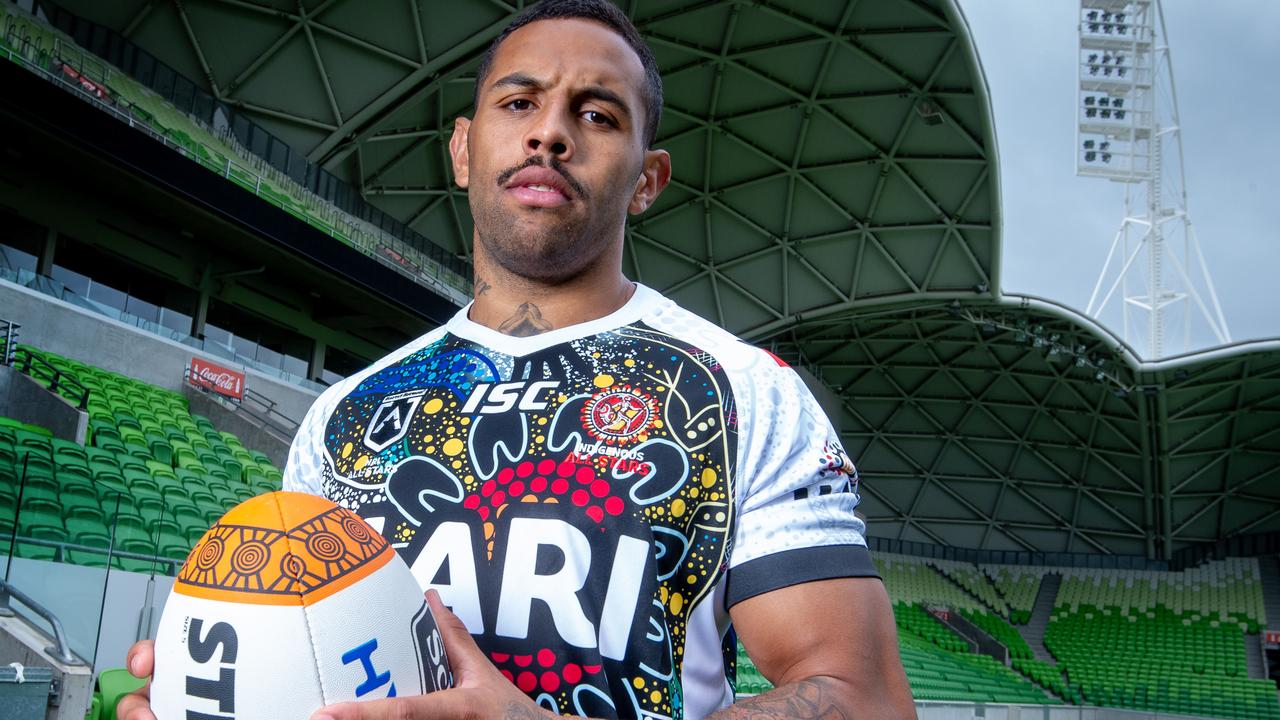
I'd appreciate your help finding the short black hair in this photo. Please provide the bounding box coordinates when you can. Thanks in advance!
[473,0,664,148]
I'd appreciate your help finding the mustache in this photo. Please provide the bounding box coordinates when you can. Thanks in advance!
[495,156,588,200]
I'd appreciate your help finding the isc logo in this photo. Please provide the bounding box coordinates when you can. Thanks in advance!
[459,381,560,415]
[185,618,237,719]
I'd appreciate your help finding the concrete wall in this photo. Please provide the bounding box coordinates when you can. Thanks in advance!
[0,279,318,428]
[183,387,292,467]
[0,365,86,443]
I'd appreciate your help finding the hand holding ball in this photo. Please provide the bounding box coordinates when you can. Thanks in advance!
[150,491,450,719]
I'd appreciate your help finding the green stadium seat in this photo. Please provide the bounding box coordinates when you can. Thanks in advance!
[146,435,173,465]
[187,487,216,507]
[174,448,203,472]
[219,456,242,480]
[22,485,63,515]
[96,668,145,720]
[13,429,52,453]
[64,493,105,523]
[159,531,190,560]
[93,435,126,454]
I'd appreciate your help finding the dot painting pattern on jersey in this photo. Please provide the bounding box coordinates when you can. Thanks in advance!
[320,322,739,719]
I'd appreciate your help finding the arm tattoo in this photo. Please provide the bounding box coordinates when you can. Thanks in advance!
[502,700,549,719]
[498,303,553,337]
[474,277,491,296]
[710,677,851,720]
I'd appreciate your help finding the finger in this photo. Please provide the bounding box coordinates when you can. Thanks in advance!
[312,688,472,720]
[426,589,488,671]
[126,639,155,679]
[115,684,155,720]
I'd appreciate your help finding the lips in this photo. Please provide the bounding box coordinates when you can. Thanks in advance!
[504,166,573,208]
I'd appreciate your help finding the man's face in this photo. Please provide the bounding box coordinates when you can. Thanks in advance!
[450,18,668,283]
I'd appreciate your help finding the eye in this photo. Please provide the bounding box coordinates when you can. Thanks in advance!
[504,98,533,111]
[582,110,616,127]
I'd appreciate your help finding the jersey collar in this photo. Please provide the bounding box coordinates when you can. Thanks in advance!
[446,282,663,356]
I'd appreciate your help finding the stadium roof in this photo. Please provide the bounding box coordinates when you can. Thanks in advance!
[50,0,1280,559]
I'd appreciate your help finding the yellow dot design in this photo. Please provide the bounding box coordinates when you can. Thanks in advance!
[424,397,444,414]
[593,373,614,388]
[442,438,465,456]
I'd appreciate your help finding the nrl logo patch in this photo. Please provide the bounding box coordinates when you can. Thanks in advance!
[364,390,426,452]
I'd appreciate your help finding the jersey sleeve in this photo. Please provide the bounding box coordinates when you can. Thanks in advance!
[724,353,877,608]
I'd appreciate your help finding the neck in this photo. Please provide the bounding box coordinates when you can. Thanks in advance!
[467,249,635,338]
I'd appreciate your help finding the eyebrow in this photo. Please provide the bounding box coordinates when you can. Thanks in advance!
[488,72,633,120]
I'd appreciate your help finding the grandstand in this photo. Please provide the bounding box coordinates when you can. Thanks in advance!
[0,0,1277,718]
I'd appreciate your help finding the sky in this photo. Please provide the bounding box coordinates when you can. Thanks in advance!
[958,0,1280,356]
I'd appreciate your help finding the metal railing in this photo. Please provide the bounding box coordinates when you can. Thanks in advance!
[13,346,90,410]
[0,12,470,306]
[183,365,301,443]
[242,386,301,438]
[1,265,330,393]
[0,578,82,665]
[0,318,17,366]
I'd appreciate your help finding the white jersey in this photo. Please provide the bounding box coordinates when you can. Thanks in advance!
[284,283,874,719]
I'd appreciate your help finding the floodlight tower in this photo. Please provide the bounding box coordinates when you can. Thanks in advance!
[1077,0,1230,358]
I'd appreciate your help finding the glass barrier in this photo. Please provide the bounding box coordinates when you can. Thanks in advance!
[0,7,472,307]
[0,265,328,393]
[1,447,185,674]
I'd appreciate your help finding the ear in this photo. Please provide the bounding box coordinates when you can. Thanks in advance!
[449,116,472,189]
[628,148,671,215]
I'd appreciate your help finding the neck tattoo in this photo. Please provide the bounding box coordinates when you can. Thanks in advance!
[498,303,554,337]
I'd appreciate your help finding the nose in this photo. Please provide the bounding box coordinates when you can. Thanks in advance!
[523,102,574,162]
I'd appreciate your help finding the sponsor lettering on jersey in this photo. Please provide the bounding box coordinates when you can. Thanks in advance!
[403,515,651,662]
[460,381,561,414]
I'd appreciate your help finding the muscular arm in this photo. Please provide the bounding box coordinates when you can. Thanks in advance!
[710,577,915,720]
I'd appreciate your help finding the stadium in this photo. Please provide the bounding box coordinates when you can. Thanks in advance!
[0,0,1277,718]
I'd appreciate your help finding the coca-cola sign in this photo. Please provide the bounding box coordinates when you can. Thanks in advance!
[60,64,110,101]
[189,357,245,400]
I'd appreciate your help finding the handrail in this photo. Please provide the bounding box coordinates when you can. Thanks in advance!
[0,17,470,305]
[13,346,90,410]
[0,578,83,666]
[2,533,182,575]
[183,365,300,441]
[0,317,18,365]
[242,386,301,436]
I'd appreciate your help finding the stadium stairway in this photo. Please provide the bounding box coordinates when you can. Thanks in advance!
[1247,631,1266,680]
[1023,572,1060,662]
[1260,556,1280,634]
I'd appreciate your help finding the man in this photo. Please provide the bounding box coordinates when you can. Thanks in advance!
[120,1,914,718]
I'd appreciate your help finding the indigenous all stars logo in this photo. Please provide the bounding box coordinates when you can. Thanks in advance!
[582,386,656,443]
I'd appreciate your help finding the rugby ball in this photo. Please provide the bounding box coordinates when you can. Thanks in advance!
[151,491,450,719]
